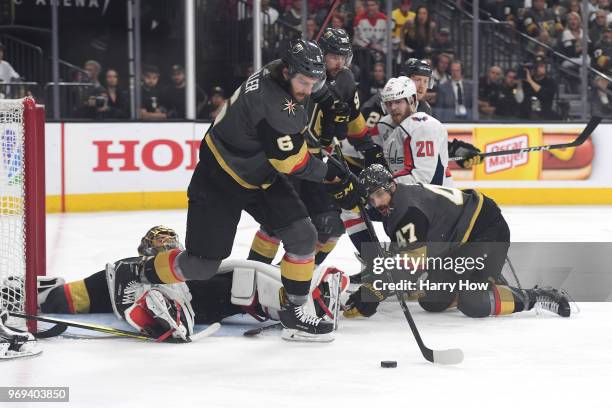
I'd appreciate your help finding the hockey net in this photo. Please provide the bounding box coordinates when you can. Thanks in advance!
[0,97,45,331]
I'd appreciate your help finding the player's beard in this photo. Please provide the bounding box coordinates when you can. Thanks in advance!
[376,205,391,216]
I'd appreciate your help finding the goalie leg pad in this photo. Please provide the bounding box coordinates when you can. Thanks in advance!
[230,266,283,321]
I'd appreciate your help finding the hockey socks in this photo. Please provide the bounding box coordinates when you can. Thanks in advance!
[314,238,338,266]
[248,230,280,264]
[145,250,185,284]
[42,271,112,314]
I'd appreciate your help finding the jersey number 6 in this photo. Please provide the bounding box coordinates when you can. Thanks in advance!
[277,135,294,151]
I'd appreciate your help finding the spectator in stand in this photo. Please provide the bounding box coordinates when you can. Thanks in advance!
[306,18,318,41]
[431,52,451,88]
[592,75,612,116]
[75,87,125,120]
[521,56,557,120]
[392,0,415,51]
[434,60,474,121]
[261,0,279,24]
[315,1,351,28]
[103,68,128,119]
[360,61,386,103]
[140,65,167,120]
[353,0,388,55]
[331,13,346,30]
[400,5,436,60]
[280,0,303,30]
[484,0,518,29]
[591,10,608,44]
[593,24,612,72]
[431,27,454,57]
[279,0,327,13]
[521,0,564,48]
[561,12,591,70]
[162,64,208,119]
[478,65,503,119]
[0,42,20,84]
[494,68,524,119]
[201,86,225,121]
[84,60,103,88]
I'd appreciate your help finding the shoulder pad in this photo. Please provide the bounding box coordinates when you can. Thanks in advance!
[259,76,308,134]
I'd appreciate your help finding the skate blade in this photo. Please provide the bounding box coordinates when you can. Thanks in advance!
[281,328,334,343]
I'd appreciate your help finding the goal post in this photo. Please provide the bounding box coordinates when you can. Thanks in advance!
[0,97,46,332]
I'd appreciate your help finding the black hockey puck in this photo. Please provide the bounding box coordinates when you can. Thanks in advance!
[381,360,397,368]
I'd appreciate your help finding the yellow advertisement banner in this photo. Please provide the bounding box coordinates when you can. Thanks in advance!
[473,127,543,180]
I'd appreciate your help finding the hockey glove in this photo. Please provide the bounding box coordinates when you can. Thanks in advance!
[449,139,482,169]
[324,158,347,182]
[358,142,388,169]
[343,283,385,318]
[326,174,365,211]
[320,101,350,147]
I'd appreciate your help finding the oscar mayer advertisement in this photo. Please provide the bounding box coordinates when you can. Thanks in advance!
[448,127,595,181]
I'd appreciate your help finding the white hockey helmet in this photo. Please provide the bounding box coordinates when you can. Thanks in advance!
[379,76,417,114]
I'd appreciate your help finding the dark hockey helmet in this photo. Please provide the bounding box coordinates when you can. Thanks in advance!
[358,164,395,197]
[401,58,434,89]
[318,28,353,66]
[282,39,327,90]
[138,226,182,256]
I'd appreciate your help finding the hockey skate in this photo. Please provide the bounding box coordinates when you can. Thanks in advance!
[530,286,572,317]
[0,311,42,360]
[278,288,335,343]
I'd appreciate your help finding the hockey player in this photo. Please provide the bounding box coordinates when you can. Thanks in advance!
[345,76,483,277]
[343,164,572,319]
[248,28,385,267]
[4,226,348,343]
[106,40,354,338]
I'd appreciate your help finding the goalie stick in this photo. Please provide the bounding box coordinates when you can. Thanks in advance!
[324,139,464,365]
[8,311,220,343]
[449,116,601,162]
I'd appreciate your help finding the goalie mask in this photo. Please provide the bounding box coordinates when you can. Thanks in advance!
[137,226,183,256]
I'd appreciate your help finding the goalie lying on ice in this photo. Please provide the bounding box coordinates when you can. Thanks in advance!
[1,226,348,343]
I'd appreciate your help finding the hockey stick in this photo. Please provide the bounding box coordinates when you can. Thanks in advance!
[449,116,601,162]
[9,311,219,343]
[325,140,463,365]
[243,322,282,337]
[315,0,342,41]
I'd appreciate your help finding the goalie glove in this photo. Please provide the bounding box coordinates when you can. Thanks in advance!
[124,284,195,342]
[449,139,482,169]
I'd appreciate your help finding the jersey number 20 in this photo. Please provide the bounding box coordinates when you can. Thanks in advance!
[416,141,434,157]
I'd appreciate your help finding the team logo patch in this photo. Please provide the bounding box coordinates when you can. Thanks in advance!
[283,98,298,116]
[292,43,304,53]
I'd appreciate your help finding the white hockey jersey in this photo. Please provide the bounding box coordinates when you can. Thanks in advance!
[371,111,452,187]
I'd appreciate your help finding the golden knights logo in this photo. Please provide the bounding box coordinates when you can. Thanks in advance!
[292,43,304,53]
[283,98,297,116]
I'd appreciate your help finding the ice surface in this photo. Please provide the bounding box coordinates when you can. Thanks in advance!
[4,207,612,408]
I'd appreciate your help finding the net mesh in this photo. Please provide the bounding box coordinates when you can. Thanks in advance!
[0,99,26,328]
